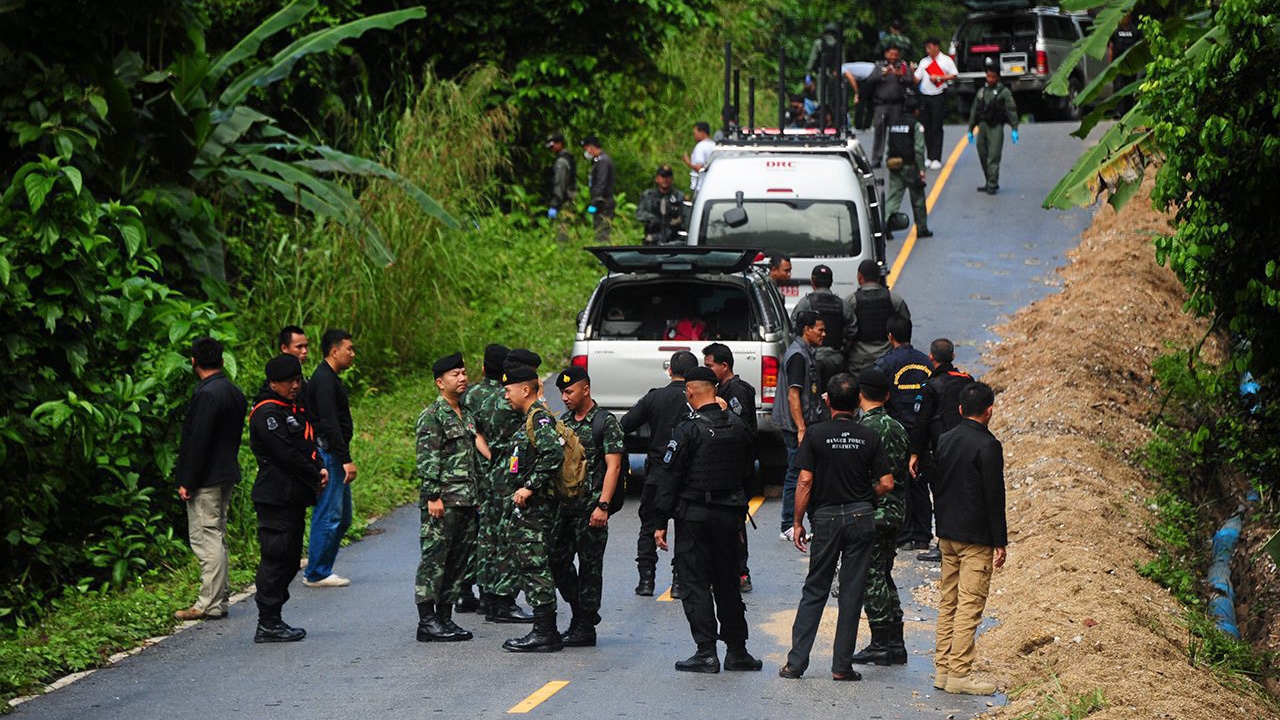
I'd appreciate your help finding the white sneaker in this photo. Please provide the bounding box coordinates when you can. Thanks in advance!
[780,527,795,542]
[303,574,350,588]
[929,159,943,170]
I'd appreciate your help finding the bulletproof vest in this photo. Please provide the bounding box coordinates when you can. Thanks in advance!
[807,291,845,348]
[682,413,748,496]
[885,356,932,427]
[978,86,1007,125]
[931,369,975,434]
[853,287,893,342]
[887,121,915,162]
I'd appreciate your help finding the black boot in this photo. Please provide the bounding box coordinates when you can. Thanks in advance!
[723,645,763,671]
[850,624,890,665]
[669,567,682,600]
[417,601,462,642]
[884,621,908,665]
[437,602,473,641]
[675,644,720,673]
[454,586,479,613]
[255,618,306,643]
[486,594,534,624]
[476,592,494,617]
[562,615,598,648]
[502,606,563,652]
[635,567,655,596]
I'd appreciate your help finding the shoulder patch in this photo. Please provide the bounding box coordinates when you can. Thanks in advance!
[538,416,552,426]
[266,416,278,431]
[285,415,300,429]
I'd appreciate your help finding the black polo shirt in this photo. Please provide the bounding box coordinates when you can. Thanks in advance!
[795,414,891,509]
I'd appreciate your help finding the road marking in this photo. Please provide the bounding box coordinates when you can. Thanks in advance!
[657,496,763,603]
[508,681,570,714]
[657,587,675,602]
[886,132,971,287]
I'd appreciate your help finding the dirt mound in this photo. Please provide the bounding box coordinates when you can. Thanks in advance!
[969,174,1277,718]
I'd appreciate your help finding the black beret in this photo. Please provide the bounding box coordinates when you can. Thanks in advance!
[508,348,542,369]
[858,367,891,394]
[684,366,718,385]
[501,361,538,385]
[484,343,509,368]
[555,366,589,391]
[432,352,464,378]
[265,354,303,382]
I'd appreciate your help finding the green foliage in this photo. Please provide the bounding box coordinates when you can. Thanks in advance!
[1013,674,1108,720]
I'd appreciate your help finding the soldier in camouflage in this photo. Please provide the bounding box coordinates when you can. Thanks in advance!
[414,353,481,643]
[551,366,625,647]
[465,344,534,624]
[851,367,911,665]
[500,361,564,653]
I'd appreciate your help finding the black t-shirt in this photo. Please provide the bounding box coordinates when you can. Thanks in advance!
[785,354,807,389]
[795,414,891,508]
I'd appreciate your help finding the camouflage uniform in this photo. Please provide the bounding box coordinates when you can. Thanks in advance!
[414,398,480,605]
[464,378,522,597]
[506,404,563,610]
[551,404,624,626]
[858,405,909,624]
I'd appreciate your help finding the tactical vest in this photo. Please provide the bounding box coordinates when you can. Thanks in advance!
[773,340,824,432]
[807,291,845,348]
[681,412,748,497]
[887,121,915,163]
[977,86,1008,125]
[854,287,893,342]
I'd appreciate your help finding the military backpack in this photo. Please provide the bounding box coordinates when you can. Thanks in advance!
[524,411,588,500]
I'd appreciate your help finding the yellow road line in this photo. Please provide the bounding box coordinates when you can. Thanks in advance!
[886,132,971,287]
[657,587,674,602]
[508,681,570,714]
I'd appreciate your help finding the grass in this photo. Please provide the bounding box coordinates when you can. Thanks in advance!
[1010,673,1107,720]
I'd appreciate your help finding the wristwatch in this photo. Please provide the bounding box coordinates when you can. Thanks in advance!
[596,500,610,512]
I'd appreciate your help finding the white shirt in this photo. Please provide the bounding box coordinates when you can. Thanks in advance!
[689,138,716,192]
[915,53,959,96]
[841,61,875,81]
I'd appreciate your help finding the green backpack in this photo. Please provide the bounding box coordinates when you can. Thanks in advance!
[524,412,587,500]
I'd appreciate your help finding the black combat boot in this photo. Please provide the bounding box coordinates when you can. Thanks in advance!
[669,566,682,600]
[437,602,473,641]
[675,643,720,673]
[723,645,763,671]
[850,624,890,665]
[635,567,655,596]
[562,612,597,648]
[487,594,534,624]
[502,606,563,652]
[416,601,461,642]
[255,618,306,643]
[454,586,480,613]
[883,621,908,665]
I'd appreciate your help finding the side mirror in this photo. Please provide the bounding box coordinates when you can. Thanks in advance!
[723,190,749,228]
[887,212,911,231]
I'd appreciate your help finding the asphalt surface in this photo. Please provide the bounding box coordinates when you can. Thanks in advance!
[13,121,1092,719]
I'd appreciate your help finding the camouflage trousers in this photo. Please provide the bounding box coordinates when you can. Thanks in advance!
[508,498,558,610]
[476,465,520,597]
[863,523,904,624]
[550,497,608,625]
[415,505,478,604]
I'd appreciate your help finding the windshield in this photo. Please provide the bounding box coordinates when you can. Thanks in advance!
[700,200,861,257]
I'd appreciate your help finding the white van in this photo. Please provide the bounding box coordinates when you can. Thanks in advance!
[685,134,906,311]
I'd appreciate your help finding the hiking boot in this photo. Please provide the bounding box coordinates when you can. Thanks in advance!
[933,672,949,689]
[917,545,942,562]
[723,648,763,671]
[945,674,997,695]
[487,595,534,624]
[635,568,655,597]
[502,606,563,653]
[255,619,305,643]
[675,650,720,673]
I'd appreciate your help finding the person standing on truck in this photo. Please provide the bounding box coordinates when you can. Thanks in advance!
[868,45,914,167]
[636,165,686,245]
[683,122,716,195]
[703,343,758,593]
[968,62,1019,195]
[807,23,844,121]
[884,97,933,239]
[774,311,828,542]
[843,259,911,373]
[621,351,698,597]
[791,265,847,391]
[914,38,958,170]
[876,19,915,61]
[581,135,617,243]
[545,132,576,220]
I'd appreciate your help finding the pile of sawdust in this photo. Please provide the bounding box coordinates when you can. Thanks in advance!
[967,174,1278,719]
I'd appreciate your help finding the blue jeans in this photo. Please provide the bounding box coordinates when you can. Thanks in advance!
[305,448,352,581]
[785,502,875,674]
[781,431,800,531]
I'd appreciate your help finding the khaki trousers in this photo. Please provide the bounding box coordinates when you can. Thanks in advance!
[934,537,993,677]
[187,483,233,615]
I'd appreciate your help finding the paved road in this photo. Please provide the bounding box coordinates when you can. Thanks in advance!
[13,122,1092,719]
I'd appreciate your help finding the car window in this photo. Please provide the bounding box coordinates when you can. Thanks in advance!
[1044,15,1079,41]
[700,200,861,257]
[960,16,1037,45]
[593,279,758,341]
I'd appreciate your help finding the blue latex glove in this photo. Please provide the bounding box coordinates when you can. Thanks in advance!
[587,205,597,214]
[1011,129,1019,144]
[967,131,975,144]
[547,207,558,219]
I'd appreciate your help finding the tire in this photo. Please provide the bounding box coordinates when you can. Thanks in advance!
[1058,76,1084,121]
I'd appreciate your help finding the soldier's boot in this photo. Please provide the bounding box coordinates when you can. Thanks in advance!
[436,602,473,641]
[675,643,720,673]
[476,591,494,617]
[850,623,891,665]
[562,613,597,648]
[487,594,534,624]
[416,602,460,642]
[723,644,763,671]
[884,621,908,665]
[635,567,655,597]
[669,567,682,600]
[502,606,563,653]
[454,586,479,614]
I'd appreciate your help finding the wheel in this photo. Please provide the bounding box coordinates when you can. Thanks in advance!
[1059,76,1084,121]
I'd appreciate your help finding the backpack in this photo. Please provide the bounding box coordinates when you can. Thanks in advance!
[589,409,628,516]
[525,411,588,500]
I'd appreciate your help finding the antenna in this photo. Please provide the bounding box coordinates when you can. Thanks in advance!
[732,69,741,133]
[723,42,732,136]
[778,46,787,129]
[748,77,756,134]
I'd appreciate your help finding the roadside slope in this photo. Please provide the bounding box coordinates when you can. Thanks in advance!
[974,175,1277,718]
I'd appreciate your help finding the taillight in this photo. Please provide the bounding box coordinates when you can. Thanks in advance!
[761,356,778,404]
[1036,50,1049,74]
[571,355,588,370]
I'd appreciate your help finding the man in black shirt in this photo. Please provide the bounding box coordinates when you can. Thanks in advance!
[703,342,758,592]
[304,329,357,588]
[906,338,974,559]
[621,350,697,596]
[779,373,893,681]
[174,337,247,622]
[933,382,1006,696]
[653,367,762,674]
[582,135,617,244]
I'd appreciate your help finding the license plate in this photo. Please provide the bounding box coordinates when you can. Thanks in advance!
[1009,65,1024,73]
[781,285,799,297]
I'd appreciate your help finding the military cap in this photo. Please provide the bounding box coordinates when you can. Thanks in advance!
[656,164,674,178]
[580,135,601,149]
[545,132,566,148]
[684,366,718,385]
[508,348,542,369]
[555,366,589,391]
[812,264,833,281]
[502,361,539,385]
[858,367,891,395]
[265,354,303,382]
[432,352,465,378]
